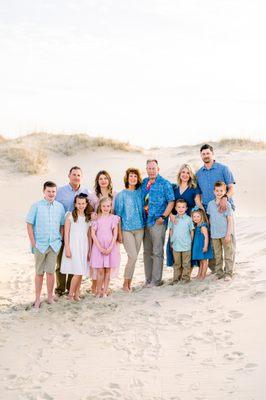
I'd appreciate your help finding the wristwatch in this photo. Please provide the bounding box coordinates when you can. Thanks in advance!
[160,215,167,220]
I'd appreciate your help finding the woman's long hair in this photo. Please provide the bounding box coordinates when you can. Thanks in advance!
[72,194,93,222]
[177,164,197,189]
[94,170,113,199]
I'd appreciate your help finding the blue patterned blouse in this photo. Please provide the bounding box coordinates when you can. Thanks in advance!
[114,188,144,231]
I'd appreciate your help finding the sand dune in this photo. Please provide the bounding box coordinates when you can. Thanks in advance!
[0,136,265,399]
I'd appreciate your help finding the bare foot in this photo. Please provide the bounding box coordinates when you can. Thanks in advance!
[47,298,55,305]
[74,296,81,301]
[67,294,74,301]
[33,300,41,309]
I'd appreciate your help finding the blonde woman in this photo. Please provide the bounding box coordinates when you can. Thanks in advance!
[167,164,203,267]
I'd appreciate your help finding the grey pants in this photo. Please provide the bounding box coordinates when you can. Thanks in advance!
[143,224,167,285]
[123,229,144,279]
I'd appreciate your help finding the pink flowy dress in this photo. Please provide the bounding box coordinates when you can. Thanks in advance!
[90,214,120,278]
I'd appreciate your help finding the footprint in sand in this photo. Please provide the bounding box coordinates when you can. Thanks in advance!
[228,310,243,319]
[224,351,245,361]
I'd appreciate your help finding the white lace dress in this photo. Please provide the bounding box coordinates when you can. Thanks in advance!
[61,213,91,277]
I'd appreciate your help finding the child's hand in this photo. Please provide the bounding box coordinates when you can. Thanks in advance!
[65,249,72,258]
[91,212,97,221]
[203,246,208,253]
[105,247,112,255]
[224,234,231,244]
[99,246,107,254]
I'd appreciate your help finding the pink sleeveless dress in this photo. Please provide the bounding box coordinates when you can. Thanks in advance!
[90,214,120,278]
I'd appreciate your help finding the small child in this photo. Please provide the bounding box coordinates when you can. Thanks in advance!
[191,208,213,280]
[207,181,234,281]
[90,197,120,297]
[26,181,65,308]
[61,194,94,301]
[168,199,194,283]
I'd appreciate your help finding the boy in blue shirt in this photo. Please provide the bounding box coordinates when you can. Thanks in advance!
[26,181,65,308]
[207,181,234,281]
[169,199,194,283]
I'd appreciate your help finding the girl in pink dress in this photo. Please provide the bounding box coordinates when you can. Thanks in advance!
[90,197,120,297]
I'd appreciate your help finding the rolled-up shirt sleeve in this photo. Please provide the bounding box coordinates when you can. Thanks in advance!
[26,203,37,225]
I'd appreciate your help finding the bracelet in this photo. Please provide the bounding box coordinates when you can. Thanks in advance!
[160,215,167,220]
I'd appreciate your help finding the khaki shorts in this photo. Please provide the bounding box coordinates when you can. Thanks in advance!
[34,247,58,275]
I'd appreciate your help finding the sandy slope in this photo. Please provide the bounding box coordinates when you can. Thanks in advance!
[0,146,265,400]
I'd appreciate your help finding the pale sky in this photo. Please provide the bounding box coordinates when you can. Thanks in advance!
[1,0,266,147]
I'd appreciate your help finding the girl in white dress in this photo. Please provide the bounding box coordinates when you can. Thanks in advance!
[61,194,93,300]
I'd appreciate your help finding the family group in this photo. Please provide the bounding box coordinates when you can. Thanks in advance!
[26,144,236,308]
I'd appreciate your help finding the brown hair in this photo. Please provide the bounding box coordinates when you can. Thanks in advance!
[43,181,57,190]
[214,180,226,190]
[200,144,214,153]
[97,197,113,215]
[69,166,82,174]
[124,168,142,189]
[191,208,208,225]
[72,195,93,222]
[175,198,187,206]
[94,170,113,198]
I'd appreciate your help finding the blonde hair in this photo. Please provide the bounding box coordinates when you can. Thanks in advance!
[177,164,197,189]
[97,197,113,215]
[191,209,208,225]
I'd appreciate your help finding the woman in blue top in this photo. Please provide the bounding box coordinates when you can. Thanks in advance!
[114,168,144,292]
[167,164,204,266]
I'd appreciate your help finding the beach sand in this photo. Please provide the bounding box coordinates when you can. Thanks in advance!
[0,143,265,399]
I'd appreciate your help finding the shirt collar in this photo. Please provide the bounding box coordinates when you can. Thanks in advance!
[43,199,54,206]
[68,183,81,192]
[202,161,217,171]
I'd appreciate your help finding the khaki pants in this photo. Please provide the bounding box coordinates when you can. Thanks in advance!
[209,216,236,272]
[212,236,235,278]
[143,224,167,285]
[55,244,73,295]
[173,250,191,282]
[34,247,58,275]
[123,229,144,279]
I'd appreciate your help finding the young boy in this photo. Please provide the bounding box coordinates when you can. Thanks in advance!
[168,199,194,283]
[26,181,65,308]
[207,181,234,281]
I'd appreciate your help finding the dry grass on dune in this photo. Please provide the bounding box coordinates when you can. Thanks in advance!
[0,146,48,175]
[21,132,141,156]
[0,132,141,175]
[218,137,266,150]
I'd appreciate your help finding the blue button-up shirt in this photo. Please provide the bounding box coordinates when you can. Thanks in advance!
[56,184,89,212]
[114,188,144,231]
[142,175,175,227]
[26,199,65,253]
[196,162,235,209]
[207,200,233,239]
[168,214,194,252]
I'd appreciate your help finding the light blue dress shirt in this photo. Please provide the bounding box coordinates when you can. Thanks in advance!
[168,214,194,252]
[56,184,89,212]
[114,188,144,231]
[26,199,65,253]
[207,200,233,239]
[196,162,235,209]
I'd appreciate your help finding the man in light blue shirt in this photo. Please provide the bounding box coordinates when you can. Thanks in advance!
[196,144,236,210]
[26,181,65,308]
[55,166,91,295]
[196,144,236,271]
[142,160,175,287]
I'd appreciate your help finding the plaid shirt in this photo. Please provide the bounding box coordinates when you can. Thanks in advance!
[26,199,65,253]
